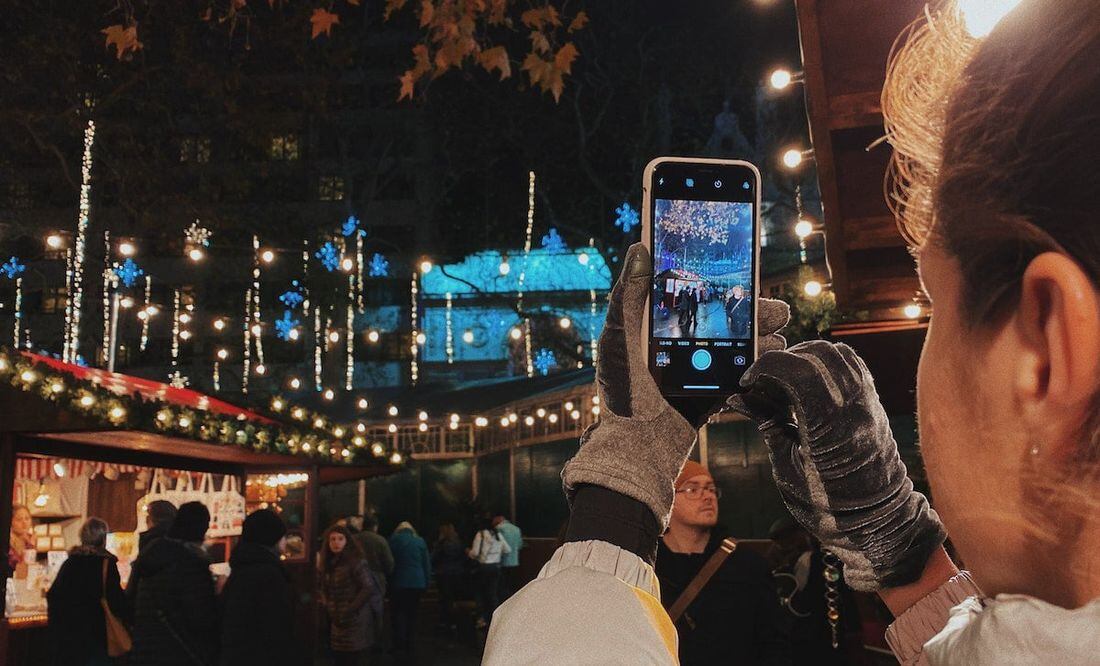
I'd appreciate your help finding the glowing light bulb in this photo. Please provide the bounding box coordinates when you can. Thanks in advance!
[904,303,923,319]
[390,452,403,465]
[367,330,380,343]
[564,401,574,411]
[178,416,191,428]
[388,423,398,433]
[415,332,426,345]
[313,417,325,428]
[559,317,571,329]
[323,389,335,401]
[180,330,193,341]
[782,149,804,169]
[254,363,266,375]
[333,426,345,438]
[770,68,793,90]
[462,329,474,344]
[109,406,126,420]
[217,348,229,360]
[53,462,67,477]
[592,395,600,405]
[272,399,285,411]
[499,260,510,276]
[20,370,36,383]
[592,405,601,415]
[145,305,159,316]
[418,422,428,432]
[500,416,510,427]
[795,219,815,239]
[358,398,369,410]
[180,313,192,324]
[475,417,489,427]
[119,297,134,309]
[80,395,95,408]
[288,328,300,341]
[371,442,385,456]
[804,280,824,297]
[958,0,1021,37]
[570,410,581,420]
[46,234,63,249]
[508,413,518,423]
[418,410,428,421]
[450,413,460,423]
[356,422,367,433]
[524,415,535,426]
[50,381,64,393]
[261,249,275,264]
[213,319,226,331]
[510,327,522,341]
[419,260,433,274]
[548,413,559,424]
[341,257,354,272]
[289,377,302,390]
[188,247,205,262]
[577,252,590,266]
[536,408,546,418]
[292,407,305,419]
[252,324,262,336]
[388,405,399,417]
[118,241,136,257]
[328,331,340,343]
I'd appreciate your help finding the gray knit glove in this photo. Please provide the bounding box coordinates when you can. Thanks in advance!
[728,341,946,591]
[562,243,790,530]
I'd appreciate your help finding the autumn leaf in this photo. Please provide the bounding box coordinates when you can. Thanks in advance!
[477,45,511,80]
[101,24,143,60]
[554,42,578,75]
[347,0,361,5]
[520,7,559,30]
[522,52,551,87]
[529,30,550,54]
[398,70,418,101]
[488,0,506,25]
[547,68,564,102]
[384,0,409,21]
[568,11,589,33]
[310,8,340,38]
[419,0,434,28]
[411,44,432,77]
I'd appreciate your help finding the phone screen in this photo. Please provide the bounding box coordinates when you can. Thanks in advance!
[646,160,759,397]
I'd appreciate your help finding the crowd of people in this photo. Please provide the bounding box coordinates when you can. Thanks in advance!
[31,499,526,666]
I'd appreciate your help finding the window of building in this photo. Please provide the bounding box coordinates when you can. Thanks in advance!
[8,181,31,209]
[269,134,300,161]
[179,137,211,163]
[41,287,68,314]
[318,175,345,201]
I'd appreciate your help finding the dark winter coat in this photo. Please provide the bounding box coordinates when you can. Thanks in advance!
[219,542,303,666]
[431,538,467,577]
[656,532,792,665]
[46,547,130,666]
[138,522,170,553]
[320,556,379,652]
[389,529,431,590]
[128,537,219,666]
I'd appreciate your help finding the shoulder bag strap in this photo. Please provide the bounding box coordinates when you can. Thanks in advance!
[666,537,737,623]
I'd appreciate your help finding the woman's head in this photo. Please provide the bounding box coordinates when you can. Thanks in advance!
[892,0,1100,604]
[438,523,458,542]
[10,504,31,533]
[321,525,361,568]
[80,517,109,549]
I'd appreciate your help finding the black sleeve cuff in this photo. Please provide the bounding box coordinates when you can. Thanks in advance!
[564,484,660,566]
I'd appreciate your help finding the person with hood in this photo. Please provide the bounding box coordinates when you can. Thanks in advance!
[431,523,467,633]
[47,517,130,666]
[319,524,379,666]
[129,501,219,666]
[388,521,431,654]
[219,510,302,666]
[488,3,1100,663]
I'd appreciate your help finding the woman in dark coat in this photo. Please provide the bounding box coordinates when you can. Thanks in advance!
[128,501,219,666]
[319,524,380,666]
[431,523,467,631]
[220,509,303,666]
[47,517,130,666]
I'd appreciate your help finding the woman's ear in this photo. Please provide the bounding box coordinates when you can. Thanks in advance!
[1015,252,1100,458]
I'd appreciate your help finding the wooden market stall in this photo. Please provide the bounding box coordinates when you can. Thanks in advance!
[0,350,394,665]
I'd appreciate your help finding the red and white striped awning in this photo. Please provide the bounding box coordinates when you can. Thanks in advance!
[15,457,146,481]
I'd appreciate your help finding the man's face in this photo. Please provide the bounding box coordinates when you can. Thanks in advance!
[732,286,743,299]
[670,474,720,530]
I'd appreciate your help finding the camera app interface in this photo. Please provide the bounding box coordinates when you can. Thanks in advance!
[650,173,755,394]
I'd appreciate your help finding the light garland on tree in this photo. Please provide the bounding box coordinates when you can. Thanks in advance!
[588,238,598,364]
[242,286,252,394]
[213,360,221,392]
[313,306,322,392]
[101,231,112,366]
[170,290,181,381]
[410,271,419,384]
[68,120,96,364]
[445,292,454,364]
[251,235,265,367]
[518,171,536,377]
[140,276,152,352]
[13,277,22,348]
[345,273,354,391]
[63,248,74,360]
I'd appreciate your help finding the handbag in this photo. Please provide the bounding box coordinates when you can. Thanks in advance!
[666,537,737,628]
[101,558,132,657]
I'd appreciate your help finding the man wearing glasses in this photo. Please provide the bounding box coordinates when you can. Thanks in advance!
[656,461,791,665]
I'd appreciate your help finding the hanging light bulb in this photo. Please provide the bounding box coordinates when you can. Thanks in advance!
[46,234,64,249]
[341,257,354,272]
[367,330,380,343]
[415,332,426,345]
[390,452,403,464]
[388,423,398,433]
[289,377,302,390]
[500,416,510,427]
[388,405,399,417]
[769,68,794,90]
[357,397,369,410]
[261,249,276,264]
[272,398,285,411]
[188,247,205,262]
[179,313,192,324]
[804,280,824,297]
[904,303,923,319]
[577,252,590,266]
[524,415,535,426]
[288,328,300,341]
[254,363,266,375]
[418,410,428,421]
[328,330,340,343]
[558,317,572,329]
[475,417,488,427]
[419,259,433,274]
[499,259,511,276]
[118,241,136,257]
[462,329,474,344]
[53,461,67,477]
[119,297,135,309]
[180,330,193,341]
[34,483,50,508]
[217,348,229,360]
[252,324,263,336]
[795,219,815,239]
[509,327,522,341]
[371,442,385,456]
[782,148,806,169]
[418,422,428,432]
[323,389,335,401]
[548,413,559,424]
[213,318,226,331]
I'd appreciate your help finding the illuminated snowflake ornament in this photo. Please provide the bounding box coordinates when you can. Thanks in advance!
[368,253,389,278]
[275,311,301,341]
[184,221,212,248]
[115,258,144,288]
[315,242,340,272]
[614,202,640,234]
[1,257,26,279]
[279,281,305,309]
[341,215,365,237]
[169,372,189,389]
[541,228,567,252]
[534,348,557,376]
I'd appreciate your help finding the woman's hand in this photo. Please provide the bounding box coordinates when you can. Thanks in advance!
[728,341,946,591]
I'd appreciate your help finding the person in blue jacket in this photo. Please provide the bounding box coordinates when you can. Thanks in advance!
[388,521,431,655]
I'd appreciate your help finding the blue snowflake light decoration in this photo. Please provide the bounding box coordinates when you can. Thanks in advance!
[1,257,26,279]
[341,215,365,238]
[279,281,305,309]
[368,252,389,278]
[615,202,640,234]
[115,258,144,287]
[275,311,301,341]
[533,348,557,376]
[315,242,340,272]
[541,228,567,252]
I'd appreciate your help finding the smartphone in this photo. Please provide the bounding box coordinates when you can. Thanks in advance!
[642,157,761,398]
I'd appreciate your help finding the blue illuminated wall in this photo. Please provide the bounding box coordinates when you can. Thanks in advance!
[421,249,611,296]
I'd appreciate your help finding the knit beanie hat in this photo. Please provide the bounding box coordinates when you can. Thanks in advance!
[241,509,287,548]
[674,460,713,490]
[168,501,210,543]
